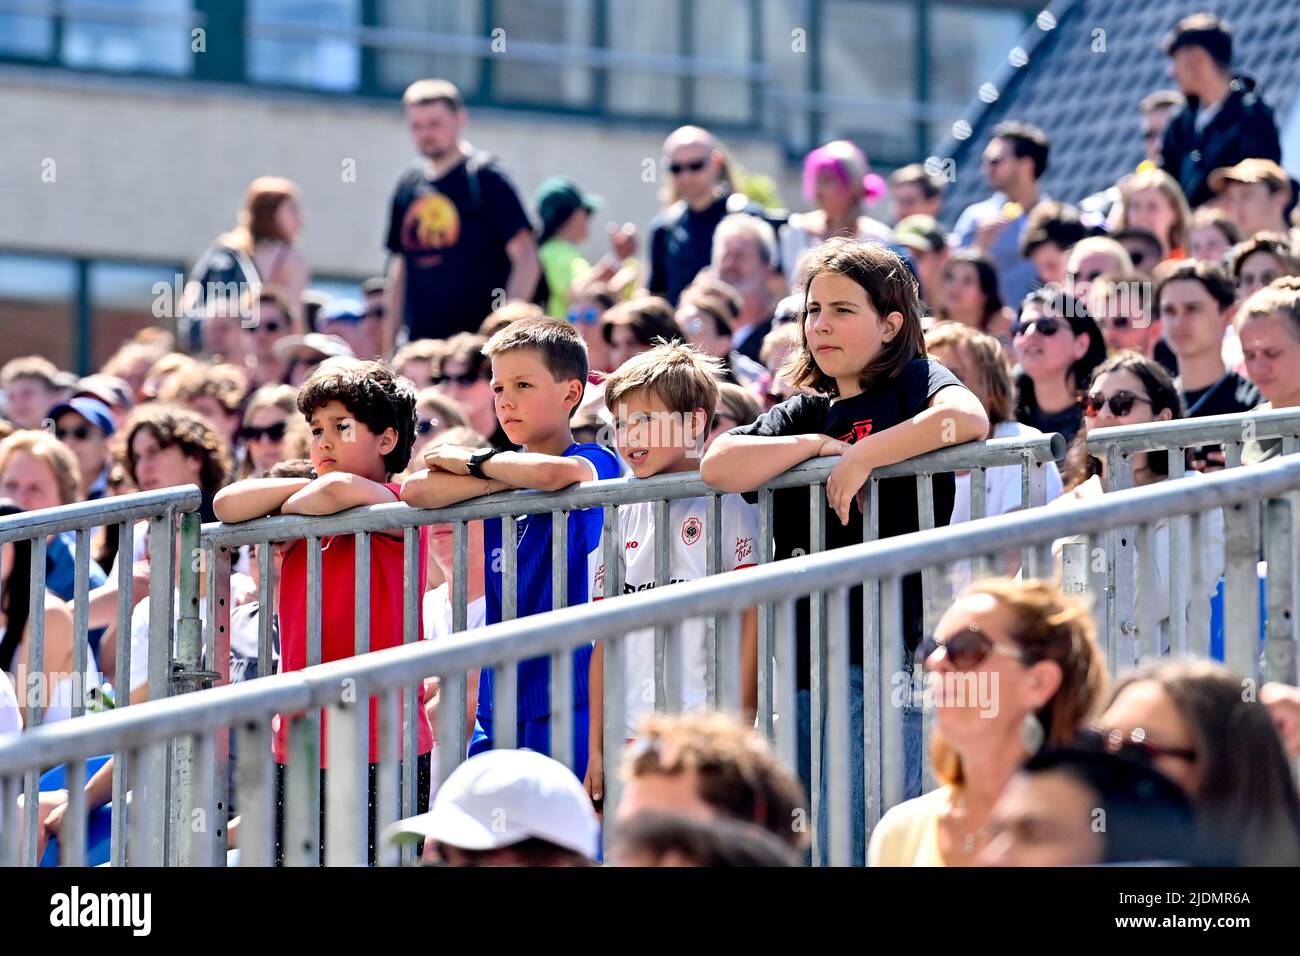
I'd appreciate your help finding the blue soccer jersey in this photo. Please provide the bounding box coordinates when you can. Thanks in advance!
[478,442,621,725]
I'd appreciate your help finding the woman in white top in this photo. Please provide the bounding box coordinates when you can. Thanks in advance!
[867,578,1106,866]
[1056,352,1225,652]
[780,140,892,285]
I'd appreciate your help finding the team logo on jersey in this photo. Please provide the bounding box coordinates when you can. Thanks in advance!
[682,517,702,546]
[836,419,874,443]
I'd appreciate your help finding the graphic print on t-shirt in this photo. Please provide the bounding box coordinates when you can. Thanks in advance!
[401,192,461,258]
[837,419,874,443]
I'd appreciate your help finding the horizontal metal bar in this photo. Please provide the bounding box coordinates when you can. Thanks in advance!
[0,486,200,545]
[5,456,1299,777]
[201,436,1064,547]
[1086,407,1300,455]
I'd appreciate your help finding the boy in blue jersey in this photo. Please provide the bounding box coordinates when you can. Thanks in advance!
[401,317,620,779]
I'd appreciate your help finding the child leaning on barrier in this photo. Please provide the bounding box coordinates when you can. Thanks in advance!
[584,342,760,805]
[212,359,433,865]
[700,238,988,864]
[400,317,621,782]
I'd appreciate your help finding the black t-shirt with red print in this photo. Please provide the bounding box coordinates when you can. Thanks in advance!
[728,358,964,686]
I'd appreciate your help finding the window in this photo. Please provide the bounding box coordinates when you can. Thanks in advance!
[491,0,596,109]
[62,0,194,75]
[929,4,1028,145]
[0,255,77,372]
[0,2,54,59]
[691,0,754,124]
[606,0,683,117]
[88,262,183,369]
[247,0,360,91]
[376,0,482,97]
[819,0,919,161]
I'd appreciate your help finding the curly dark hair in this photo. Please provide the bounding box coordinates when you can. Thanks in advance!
[119,402,233,496]
[296,360,416,476]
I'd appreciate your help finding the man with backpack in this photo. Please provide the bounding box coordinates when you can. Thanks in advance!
[383,79,540,355]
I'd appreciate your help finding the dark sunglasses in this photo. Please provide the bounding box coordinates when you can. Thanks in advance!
[1082,725,1197,763]
[1011,317,1063,338]
[55,425,95,441]
[568,307,600,325]
[1125,250,1147,267]
[432,373,483,387]
[365,307,384,320]
[1098,315,1135,330]
[1084,390,1152,418]
[240,421,288,442]
[916,627,1031,671]
[416,418,440,436]
[253,319,284,334]
[668,159,708,176]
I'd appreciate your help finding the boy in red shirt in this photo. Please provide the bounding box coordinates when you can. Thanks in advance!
[214,360,432,864]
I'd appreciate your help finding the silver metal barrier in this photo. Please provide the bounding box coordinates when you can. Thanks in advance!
[1,457,1298,867]
[0,486,201,868]
[1086,407,1300,682]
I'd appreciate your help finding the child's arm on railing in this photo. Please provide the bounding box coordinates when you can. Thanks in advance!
[826,387,989,525]
[280,473,398,516]
[701,433,848,493]
[425,445,596,493]
[400,470,510,510]
[741,607,758,728]
[213,477,312,523]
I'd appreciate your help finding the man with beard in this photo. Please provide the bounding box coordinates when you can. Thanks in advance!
[383,79,539,354]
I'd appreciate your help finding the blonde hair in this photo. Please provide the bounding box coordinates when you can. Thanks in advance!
[1116,168,1192,253]
[414,388,471,430]
[715,381,763,429]
[402,78,464,110]
[393,339,449,379]
[931,578,1108,788]
[602,341,723,425]
[0,429,83,505]
[478,301,545,338]
[1236,279,1300,340]
[160,362,248,416]
[924,323,1015,425]
[1069,236,1134,275]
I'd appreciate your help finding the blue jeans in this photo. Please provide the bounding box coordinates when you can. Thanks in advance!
[797,664,922,866]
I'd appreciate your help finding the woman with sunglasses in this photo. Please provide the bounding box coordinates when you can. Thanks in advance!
[1096,658,1300,865]
[237,384,306,479]
[408,388,470,472]
[868,578,1107,866]
[1058,352,1225,647]
[1012,287,1107,447]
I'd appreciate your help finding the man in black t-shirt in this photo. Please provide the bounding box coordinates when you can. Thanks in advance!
[646,126,735,306]
[383,79,539,354]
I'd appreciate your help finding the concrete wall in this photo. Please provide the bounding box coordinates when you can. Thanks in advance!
[0,69,800,278]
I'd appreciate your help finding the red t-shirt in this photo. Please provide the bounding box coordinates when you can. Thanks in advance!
[272,482,434,766]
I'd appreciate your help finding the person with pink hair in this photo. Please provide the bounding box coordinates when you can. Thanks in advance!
[779,140,893,286]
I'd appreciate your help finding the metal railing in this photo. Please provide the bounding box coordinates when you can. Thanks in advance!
[2,455,1298,867]
[1084,406,1300,678]
[0,486,200,869]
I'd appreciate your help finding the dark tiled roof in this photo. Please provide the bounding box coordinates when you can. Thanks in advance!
[933,0,1300,228]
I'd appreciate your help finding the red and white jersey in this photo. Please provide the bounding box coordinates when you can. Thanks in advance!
[598,494,759,736]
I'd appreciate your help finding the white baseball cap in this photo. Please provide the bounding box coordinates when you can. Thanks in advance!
[384,750,599,860]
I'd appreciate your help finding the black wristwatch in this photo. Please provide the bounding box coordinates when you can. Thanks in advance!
[466,446,500,480]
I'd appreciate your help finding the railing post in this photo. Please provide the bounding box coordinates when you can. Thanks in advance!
[1262,497,1296,685]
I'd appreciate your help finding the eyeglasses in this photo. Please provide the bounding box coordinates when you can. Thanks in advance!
[1083,725,1197,763]
[668,159,708,176]
[240,421,288,443]
[567,307,601,325]
[1084,390,1152,418]
[1096,315,1135,330]
[416,418,440,436]
[1011,317,1063,338]
[55,425,95,441]
[981,155,1005,167]
[917,627,1031,671]
[432,373,483,387]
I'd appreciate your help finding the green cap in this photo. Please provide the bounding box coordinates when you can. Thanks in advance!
[535,176,602,240]
[894,214,947,253]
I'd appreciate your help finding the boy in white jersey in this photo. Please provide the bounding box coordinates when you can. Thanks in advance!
[585,342,759,803]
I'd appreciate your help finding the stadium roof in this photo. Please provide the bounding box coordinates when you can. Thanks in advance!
[931,0,1300,227]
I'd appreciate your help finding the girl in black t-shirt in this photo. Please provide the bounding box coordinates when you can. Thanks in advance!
[701,238,986,862]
